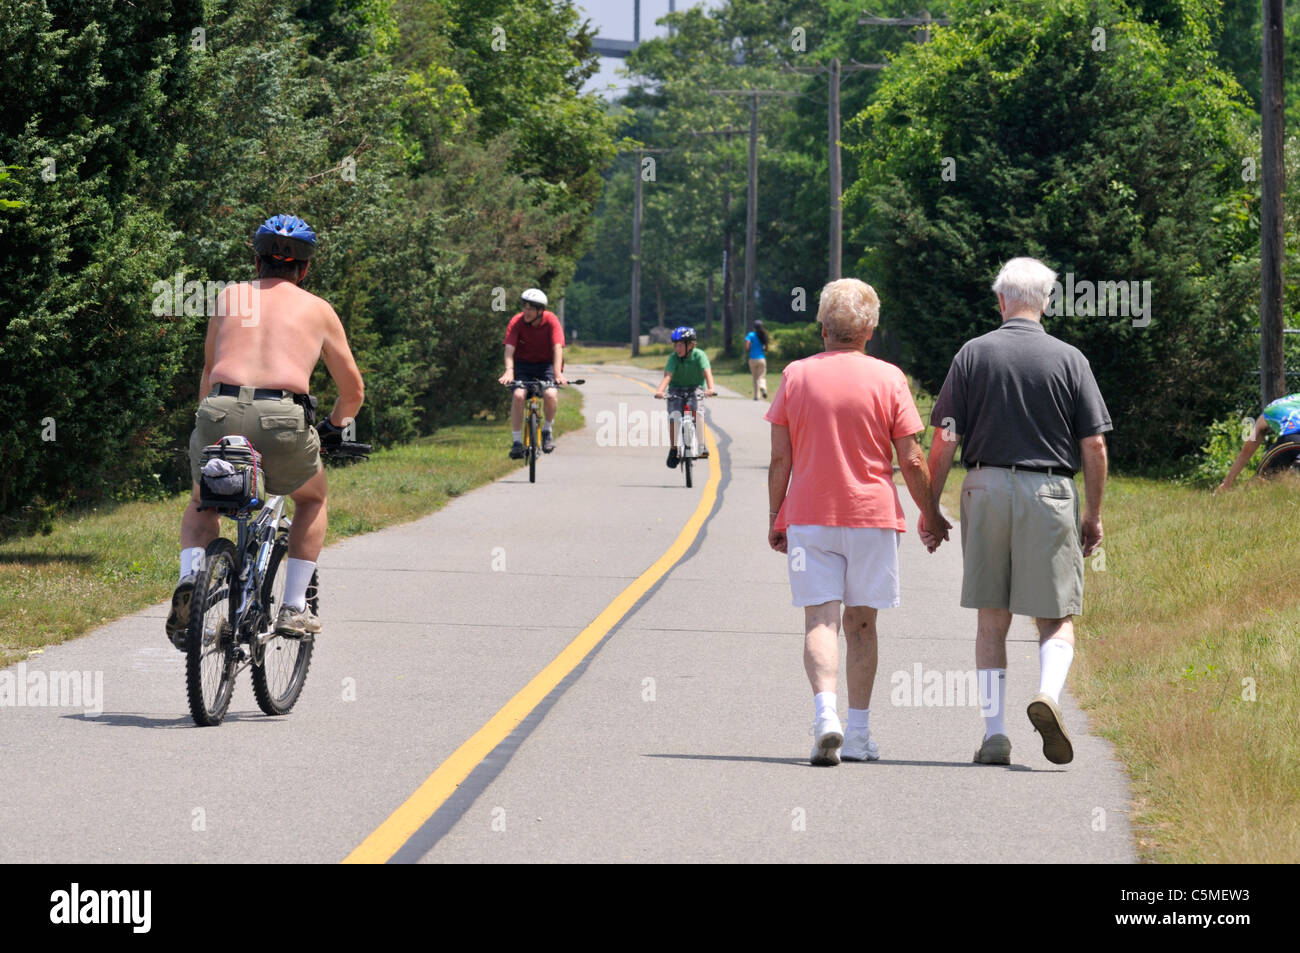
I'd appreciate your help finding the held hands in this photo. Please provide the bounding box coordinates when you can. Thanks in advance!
[918,509,952,553]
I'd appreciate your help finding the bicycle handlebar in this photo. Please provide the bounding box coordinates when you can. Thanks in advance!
[503,379,585,387]
[320,439,371,462]
[655,387,714,398]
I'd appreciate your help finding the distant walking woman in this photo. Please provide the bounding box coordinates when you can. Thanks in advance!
[767,279,949,766]
[746,320,769,399]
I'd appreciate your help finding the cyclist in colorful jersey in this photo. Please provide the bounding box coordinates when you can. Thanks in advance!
[1217,393,1300,491]
[652,326,717,468]
[167,214,365,647]
[498,288,567,458]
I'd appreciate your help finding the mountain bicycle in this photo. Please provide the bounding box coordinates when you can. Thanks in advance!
[659,386,710,488]
[504,379,584,483]
[185,438,369,726]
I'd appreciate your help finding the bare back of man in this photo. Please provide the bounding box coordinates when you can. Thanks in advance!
[188,274,364,559]
[208,279,339,394]
[169,268,364,647]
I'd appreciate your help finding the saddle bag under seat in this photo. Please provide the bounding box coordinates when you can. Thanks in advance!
[198,435,266,514]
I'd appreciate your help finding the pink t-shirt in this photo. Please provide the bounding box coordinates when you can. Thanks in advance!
[765,350,923,532]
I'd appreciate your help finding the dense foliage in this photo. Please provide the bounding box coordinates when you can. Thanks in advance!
[0,0,618,531]
[571,0,1295,471]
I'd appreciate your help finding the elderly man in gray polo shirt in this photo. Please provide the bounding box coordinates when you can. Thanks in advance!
[925,257,1110,766]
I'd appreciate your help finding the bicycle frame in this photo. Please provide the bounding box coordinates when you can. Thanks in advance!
[230,494,288,657]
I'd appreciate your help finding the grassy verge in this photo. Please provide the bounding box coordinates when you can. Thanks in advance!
[1071,475,1300,862]
[0,392,584,667]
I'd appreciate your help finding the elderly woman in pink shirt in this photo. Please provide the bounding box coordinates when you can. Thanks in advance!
[767,278,950,766]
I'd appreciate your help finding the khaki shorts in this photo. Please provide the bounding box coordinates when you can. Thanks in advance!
[958,466,1083,618]
[188,387,322,496]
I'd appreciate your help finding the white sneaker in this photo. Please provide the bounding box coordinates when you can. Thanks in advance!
[841,728,880,762]
[810,713,843,766]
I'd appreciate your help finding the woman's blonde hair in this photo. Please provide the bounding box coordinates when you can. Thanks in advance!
[817,278,880,344]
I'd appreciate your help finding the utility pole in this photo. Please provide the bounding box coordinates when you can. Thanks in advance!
[785,59,878,280]
[1262,0,1285,405]
[687,127,744,354]
[628,146,668,356]
[709,89,798,337]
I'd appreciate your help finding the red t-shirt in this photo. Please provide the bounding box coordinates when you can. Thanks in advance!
[765,350,923,532]
[504,310,564,364]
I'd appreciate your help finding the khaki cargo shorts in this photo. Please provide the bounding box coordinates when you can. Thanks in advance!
[188,386,322,496]
[958,466,1084,618]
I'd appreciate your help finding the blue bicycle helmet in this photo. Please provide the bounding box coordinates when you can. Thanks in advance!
[253,214,317,262]
[670,326,696,342]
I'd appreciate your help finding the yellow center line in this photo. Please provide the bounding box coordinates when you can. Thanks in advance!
[343,368,720,864]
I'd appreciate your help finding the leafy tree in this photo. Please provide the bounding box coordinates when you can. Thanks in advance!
[846,0,1258,469]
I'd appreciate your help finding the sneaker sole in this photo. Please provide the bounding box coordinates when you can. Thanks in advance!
[165,586,194,649]
[841,750,879,762]
[275,623,322,638]
[1027,697,1074,764]
[810,731,843,766]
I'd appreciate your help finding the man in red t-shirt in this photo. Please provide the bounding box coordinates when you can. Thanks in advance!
[498,287,567,457]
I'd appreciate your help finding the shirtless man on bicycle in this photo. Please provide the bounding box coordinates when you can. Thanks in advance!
[166,214,365,647]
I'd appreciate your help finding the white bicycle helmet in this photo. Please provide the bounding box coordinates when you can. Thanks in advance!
[521,288,548,308]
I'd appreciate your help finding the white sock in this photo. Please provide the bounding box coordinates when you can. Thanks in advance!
[512,430,521,442]
[814,691,838,723]
[1038,638,1075,703]
[180,547,205,582]
[847,707,870,733]
[543,421,553,434]
[284,558,316,611]
[979,668,1007,738]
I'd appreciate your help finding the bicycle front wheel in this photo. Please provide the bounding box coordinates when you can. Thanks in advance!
[682,418,695,488]
[185,538,239,726]
[528,413,538,483]
[251,532,316,716]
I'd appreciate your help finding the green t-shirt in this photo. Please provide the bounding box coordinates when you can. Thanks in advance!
[665,348,710,388]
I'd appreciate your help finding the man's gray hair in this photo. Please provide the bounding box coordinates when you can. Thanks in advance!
[817,278,880,344]
[991,257,1058,315]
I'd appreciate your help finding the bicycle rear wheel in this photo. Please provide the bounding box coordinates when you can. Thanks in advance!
[251,531,316,716]
[185,538,239,726]
[528,413,538,483]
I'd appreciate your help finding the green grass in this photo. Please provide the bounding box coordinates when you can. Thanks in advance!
[1070,474,1300,862]
[0,392,583,667]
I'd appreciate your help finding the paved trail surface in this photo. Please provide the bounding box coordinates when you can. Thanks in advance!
[0,365,1134,863]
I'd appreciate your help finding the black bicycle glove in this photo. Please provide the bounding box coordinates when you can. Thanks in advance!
[316,418,345,446]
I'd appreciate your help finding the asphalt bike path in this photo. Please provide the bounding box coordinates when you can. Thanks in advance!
[419,366,1135,863]
[0,364,1134,863]
[0,367,709,863]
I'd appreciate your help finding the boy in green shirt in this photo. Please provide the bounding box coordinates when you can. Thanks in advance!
[653,326,717,468]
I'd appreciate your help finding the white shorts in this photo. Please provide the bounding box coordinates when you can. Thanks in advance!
[785,524,901,609]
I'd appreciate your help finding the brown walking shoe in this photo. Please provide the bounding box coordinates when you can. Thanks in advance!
[973,733,1011,765]
[1027,693,1074,764]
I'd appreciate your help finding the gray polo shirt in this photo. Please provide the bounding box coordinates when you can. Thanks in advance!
[929,318,1112,473]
